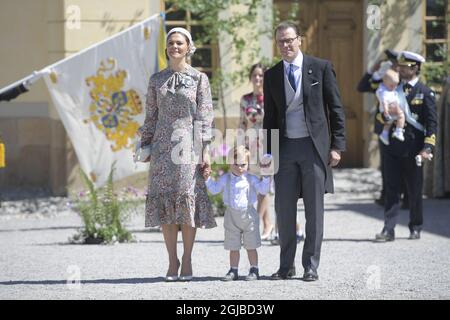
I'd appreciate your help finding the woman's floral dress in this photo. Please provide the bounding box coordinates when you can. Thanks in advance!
[140,65,217,229]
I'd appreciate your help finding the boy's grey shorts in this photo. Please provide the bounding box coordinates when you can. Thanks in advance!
[224,206,261,250]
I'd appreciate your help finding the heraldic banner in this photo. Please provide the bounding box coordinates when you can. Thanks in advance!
[44,14,166,187]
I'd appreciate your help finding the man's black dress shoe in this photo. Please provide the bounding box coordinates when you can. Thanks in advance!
[375,229,395,242]
[271,267,296,280]
[302,268,318,282]
[408,230,421,240]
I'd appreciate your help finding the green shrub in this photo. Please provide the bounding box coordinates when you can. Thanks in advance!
[70,164,138,244]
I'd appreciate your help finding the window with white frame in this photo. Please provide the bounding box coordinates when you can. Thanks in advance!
[424,0,447,62]
[163,1,218,81]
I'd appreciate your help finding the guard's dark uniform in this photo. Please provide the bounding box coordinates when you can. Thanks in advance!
[357,50,414,209]
[382,79,437,234]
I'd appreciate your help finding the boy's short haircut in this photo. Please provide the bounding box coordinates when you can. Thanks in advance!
[228,145,251,165]
[383,69,400,84]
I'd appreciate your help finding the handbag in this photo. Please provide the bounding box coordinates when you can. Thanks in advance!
[133,140,152,163]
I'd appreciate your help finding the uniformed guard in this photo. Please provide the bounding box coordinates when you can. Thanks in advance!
[375,51,437,241]
[357,49,409,208]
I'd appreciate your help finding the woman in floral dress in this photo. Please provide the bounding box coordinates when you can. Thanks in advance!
[139,27,216,281]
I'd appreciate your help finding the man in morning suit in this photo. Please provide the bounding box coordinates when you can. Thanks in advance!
[263,21,346,281]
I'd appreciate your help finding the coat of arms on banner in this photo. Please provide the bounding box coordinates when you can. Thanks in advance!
[85,58,142,151]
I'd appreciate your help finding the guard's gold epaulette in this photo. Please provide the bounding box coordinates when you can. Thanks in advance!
[424,134,436,146]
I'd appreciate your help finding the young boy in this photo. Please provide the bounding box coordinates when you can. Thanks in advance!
[205,146,270,281]
[376,69,406,145]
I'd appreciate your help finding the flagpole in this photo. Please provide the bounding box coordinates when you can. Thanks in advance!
[0,12,165,96]
[0,73,44,96]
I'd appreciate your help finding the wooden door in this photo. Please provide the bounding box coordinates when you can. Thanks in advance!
[275,0,364,167]
[317,0,363,167]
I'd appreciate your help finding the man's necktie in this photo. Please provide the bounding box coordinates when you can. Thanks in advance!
[288,64,297,91]
[403,83,412,95]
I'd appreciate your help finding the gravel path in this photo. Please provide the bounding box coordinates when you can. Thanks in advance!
[1,169,449,300]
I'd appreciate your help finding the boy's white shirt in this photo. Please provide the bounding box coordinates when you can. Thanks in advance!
[206,172,270,210]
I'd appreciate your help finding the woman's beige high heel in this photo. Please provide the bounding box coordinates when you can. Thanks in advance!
[165,259,180,282]
[179,275,193,282]
[165,275,178,282]
[180,259,193,282]
[261,225,274,240]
